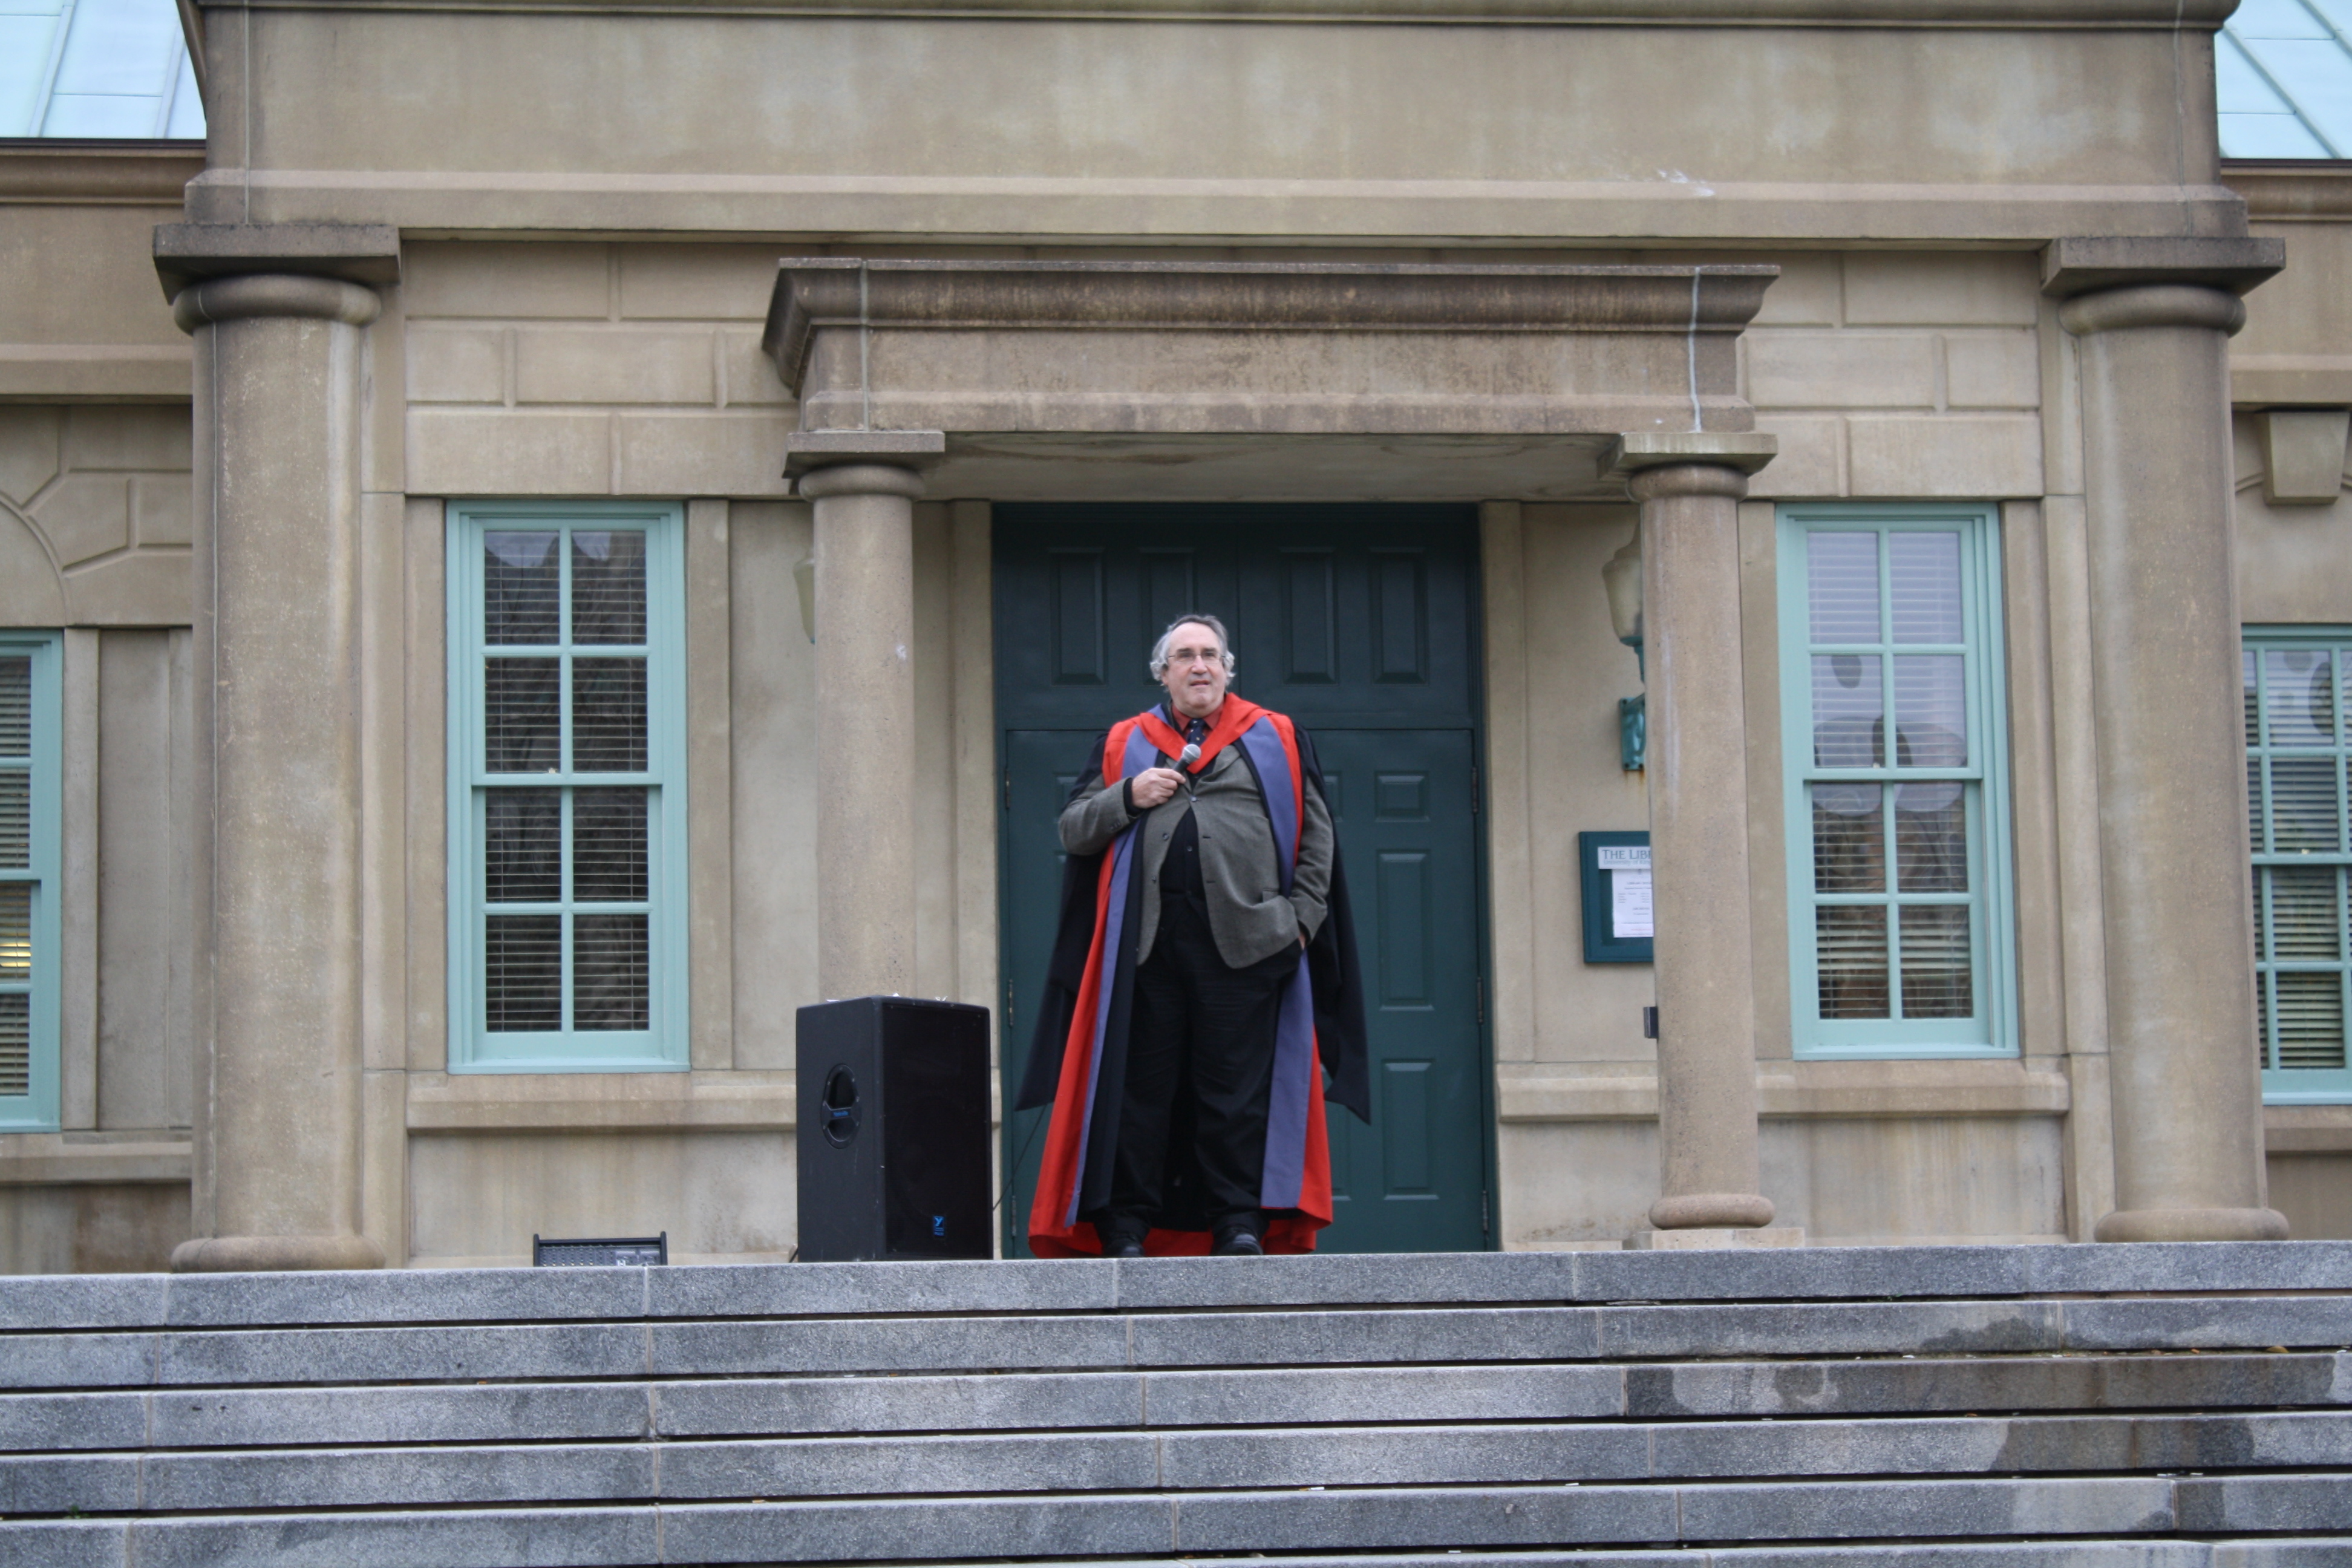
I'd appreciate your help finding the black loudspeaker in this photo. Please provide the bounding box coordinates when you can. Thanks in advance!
[795,996,992,1262]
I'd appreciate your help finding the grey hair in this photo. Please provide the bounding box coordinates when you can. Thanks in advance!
[1148,613,1237,680]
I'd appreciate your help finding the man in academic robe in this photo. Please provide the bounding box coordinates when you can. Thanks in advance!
[1017,613,1368,1258]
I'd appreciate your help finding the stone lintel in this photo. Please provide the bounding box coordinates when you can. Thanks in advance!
[1602,430,1779,479]
[154,222,402,301]
[2040,235,2285,302]
[783,428,948,476]
[764,257,1779,395]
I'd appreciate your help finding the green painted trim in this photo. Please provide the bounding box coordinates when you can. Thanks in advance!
[2240,626,2352,1105]
[446,501,689,1074]
[0,632,62,1131]
[1775,504,2018,1060]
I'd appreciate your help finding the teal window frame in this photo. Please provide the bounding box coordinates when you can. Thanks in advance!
[1776,503,2018,1060]
[446,501,689,1073]
[2241,627,2352,1105]
[0,632,62,1129]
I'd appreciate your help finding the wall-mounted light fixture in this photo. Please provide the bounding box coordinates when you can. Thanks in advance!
[1601,530,1645,771]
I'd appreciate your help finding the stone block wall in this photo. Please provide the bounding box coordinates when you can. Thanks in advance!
[1737,251,2046,503]
[2224,169,2352,1241]
[373,242,1003,1261]
[397,243,792,501]
[0,406,194,1273]
[1486,250,2076,1252]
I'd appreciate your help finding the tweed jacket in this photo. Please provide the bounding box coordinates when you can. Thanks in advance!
[1059,728,1335,970]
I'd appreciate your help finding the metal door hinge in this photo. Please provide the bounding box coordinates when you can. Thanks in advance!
[1481,1187,1492,1238]
[1002,769,1011,811]
[1471,763,1480,813]
[1476,975,1486,1027]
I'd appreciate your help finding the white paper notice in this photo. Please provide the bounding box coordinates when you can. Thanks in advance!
[1610,868,1654,940]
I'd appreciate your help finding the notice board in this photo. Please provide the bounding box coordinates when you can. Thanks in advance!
[1578,830,1653,964]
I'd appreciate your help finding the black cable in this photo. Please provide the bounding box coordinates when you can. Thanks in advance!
[991,1105,1048,1218]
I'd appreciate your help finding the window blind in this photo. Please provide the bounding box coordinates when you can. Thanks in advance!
[2243,632,2352,1103]
[1777,506,2016,1059]
[448,505,687,1073]
[0,635,62,1128]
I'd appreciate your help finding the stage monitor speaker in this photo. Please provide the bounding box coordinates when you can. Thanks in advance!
[795,996,992,1263]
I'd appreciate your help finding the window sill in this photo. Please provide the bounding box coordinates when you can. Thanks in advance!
[0,1132,192,1186]
[405,1069,801,1133]
[1496,1059,2068,1123]
[2265,1104,2352,1152]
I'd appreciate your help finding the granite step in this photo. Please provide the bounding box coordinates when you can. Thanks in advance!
[8,1410,2352,1514]
[13,1351,2351,1452]
[7,1296,2351,1393]
[5,1475,2352,1567]
[0,1241,2347,1565]
[10,1241,2352,1332]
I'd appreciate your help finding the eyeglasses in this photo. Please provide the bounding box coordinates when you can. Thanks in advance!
[1166,647,1223,669]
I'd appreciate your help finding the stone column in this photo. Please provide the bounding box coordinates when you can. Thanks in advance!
[158,226,399,1272]
[795,460,926,999]
[1606,433,1784,1242]
[2047,237,2289,1243]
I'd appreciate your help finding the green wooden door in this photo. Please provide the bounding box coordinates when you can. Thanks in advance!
[995,505,1491,1255]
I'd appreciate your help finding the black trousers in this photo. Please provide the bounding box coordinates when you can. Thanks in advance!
[1103,895,1299,1235]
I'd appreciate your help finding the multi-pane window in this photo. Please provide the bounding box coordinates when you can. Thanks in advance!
[2242,632,2352,1103]
[1777,506,2016,1058]
[0,634,60,1128]
[448,505,687,1072]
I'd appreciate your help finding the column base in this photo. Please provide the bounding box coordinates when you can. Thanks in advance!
[1649,1192,1776,1229]
[2092,1206,2291,1243]
[171,1235,388,1273]
[1628,1226,1806,1250]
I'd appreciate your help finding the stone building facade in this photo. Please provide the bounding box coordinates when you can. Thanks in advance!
[0,0,2348,1272]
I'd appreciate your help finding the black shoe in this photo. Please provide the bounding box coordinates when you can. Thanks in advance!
[1210,1227,1264,1258]
[1105,1235,1145,1259]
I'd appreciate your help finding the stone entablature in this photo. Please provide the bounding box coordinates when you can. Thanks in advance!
[178,0,2249,244]
[763,259,1775,500]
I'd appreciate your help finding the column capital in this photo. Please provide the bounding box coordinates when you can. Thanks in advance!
[2040,235,2282,304]
[784,428,946,482]
[172,273,383,335]
[796,462,930,502]
[154,221,402,301]
[2057,284,2246,339]
[1602,431,1777,493]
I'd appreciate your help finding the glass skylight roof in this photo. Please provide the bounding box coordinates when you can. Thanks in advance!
[0,0,204,139]
[2221,0,2352,158]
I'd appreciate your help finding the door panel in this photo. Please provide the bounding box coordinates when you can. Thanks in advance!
[1312,727,1486,1253]
[994,505,1476,732]
[998,729,1102,1258]
[995,506,1488,1255]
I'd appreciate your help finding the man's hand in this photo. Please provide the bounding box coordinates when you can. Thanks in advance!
[1129,766,1184,809]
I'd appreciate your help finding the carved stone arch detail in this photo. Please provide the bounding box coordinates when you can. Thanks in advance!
[0,497,71,626]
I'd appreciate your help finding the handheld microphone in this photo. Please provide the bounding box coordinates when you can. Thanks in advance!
[1178,742,1201,773]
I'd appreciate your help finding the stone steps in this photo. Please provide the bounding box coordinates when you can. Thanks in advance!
[1,1242,2350,1565]
[10,1298,2352,1389]
[9,1413,2352,1508]
[13,1356,2352,1448]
